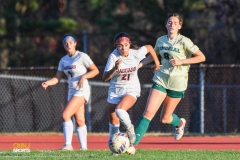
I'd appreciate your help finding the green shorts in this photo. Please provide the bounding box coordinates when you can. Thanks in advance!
[152,82,185,98]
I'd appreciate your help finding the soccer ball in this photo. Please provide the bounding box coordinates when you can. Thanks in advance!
[108,132,130,154]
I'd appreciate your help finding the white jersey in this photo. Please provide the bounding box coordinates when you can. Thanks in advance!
[104,46,147,98]
[58,51,93,101]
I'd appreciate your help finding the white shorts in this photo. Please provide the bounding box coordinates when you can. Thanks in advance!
[107,88,140,104]
[68,81,90,102]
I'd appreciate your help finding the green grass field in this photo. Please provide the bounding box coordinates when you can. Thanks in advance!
[0,150,240,160]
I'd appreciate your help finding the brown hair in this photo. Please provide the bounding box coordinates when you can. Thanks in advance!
[165,13,183,26]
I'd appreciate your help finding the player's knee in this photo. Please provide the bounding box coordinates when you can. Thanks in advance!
[62,112,71,121]
[76,119,85,126]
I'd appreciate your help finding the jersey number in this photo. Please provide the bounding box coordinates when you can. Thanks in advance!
[122,74,130,81]
[164,52,170,60]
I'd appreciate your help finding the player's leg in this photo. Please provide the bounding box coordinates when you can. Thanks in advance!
[75,103,87,150]
[60,96,86,150]
[108,103,120,140]
[160,96,181,125]
[115,94,137,144]
[134,87,166,146]
[160,90,186,140]
[108,103,120,156]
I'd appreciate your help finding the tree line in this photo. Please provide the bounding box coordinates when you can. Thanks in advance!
[0,0,239,67]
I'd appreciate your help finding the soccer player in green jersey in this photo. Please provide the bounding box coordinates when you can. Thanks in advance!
[133,13,206,149]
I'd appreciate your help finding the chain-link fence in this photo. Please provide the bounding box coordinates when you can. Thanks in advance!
[0,65,240,135]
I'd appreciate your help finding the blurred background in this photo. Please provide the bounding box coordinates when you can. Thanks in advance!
[0,0,240,67]
[0,0,240,135]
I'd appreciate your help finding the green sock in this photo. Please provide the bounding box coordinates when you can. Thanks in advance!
[170,114,180,127]
[133,116,151,146]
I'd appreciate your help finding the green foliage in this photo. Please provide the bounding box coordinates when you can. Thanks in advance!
[0,24,6,35]
[19,18,77,33]
[28,0,39,11]
[1,0,240,67]
[15,0,39,12]
[56,18,78,33]
[183,0,205,10]
[90,0,106,9]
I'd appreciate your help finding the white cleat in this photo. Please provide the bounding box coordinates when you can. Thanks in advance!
[126,124,136,144]
[174,118,186,140]
[126,144,136,155]
[58,144,73,151]
[111,152,119,156]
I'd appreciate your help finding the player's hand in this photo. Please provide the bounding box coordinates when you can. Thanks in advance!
[138,62,143,69]
[42,82,48,90]
[77,76,85,90]
[169,59,183,66]
[114,59,122,71]
[151,64,161,72]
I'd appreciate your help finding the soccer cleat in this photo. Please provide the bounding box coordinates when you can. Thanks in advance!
[126,124,136,144]
[126,144,136,155]
[174,118,186,140]
[58,144,73,151]
[111,152,119,156]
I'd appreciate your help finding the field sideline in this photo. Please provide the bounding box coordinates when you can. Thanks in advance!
[1,133,240,150]
[1,133,240,159]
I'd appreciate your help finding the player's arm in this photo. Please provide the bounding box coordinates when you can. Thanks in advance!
[182,50,206,64]
[82,64,99,79]
[139,45,160,71]
[77,64,99,88]
[42,71,64,90]
[170,50,205,66]
[102,59,121,82]
[102,68,117,82]
[139,54,153,68]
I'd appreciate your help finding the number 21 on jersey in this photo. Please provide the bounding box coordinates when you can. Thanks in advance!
[122,74,130,81]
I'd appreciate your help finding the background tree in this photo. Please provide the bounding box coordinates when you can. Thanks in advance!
[0,0,239,67]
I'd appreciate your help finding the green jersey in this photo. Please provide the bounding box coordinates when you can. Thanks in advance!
[153,34,199,91]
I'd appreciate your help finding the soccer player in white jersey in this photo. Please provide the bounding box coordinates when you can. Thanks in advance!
[102,32,160,155]
[133,13,206,148]
[42,34,99,150]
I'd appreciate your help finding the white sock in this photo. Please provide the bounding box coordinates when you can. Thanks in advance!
[63,120,73,146]
[76,125,87,149]
[109,123,120,141]
[115,109,132,129]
